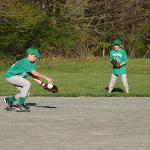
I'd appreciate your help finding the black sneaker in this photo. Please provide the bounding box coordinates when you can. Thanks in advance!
[16,104,30,112]
[5,106,15,111]
[23,104,30,110]
[3,97,13,107]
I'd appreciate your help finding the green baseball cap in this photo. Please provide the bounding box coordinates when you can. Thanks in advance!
[26,47,41,58]
[113,39,122,46]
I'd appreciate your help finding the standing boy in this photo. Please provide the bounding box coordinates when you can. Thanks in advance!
[4,47,53,112]
[108,39,129,94]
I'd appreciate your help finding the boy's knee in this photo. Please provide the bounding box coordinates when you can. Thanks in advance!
[24,81,31,88]
[110,80,116,85]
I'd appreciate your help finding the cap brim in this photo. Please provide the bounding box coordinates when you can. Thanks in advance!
[113,44,121,46]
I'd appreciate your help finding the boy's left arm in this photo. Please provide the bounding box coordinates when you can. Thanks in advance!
[120,61,126,66]
[32,77,43,85]
[120,50,128,66]
[28,72,48,87]
[31,70,53,83]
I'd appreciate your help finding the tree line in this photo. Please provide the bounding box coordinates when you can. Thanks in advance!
[0,0,149,58]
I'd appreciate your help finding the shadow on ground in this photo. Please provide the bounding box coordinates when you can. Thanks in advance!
[10,103,57,109]
[105,87,124,93]
[26,103,57,109]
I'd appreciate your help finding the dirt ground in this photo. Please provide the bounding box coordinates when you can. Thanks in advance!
[0,97,150,150]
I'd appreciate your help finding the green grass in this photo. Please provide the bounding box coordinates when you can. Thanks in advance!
[1,58,150,97]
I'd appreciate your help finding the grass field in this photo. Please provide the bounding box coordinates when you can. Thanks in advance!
[0,58,150,97]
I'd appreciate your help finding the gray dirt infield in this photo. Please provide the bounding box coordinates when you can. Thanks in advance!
[0,97,150,150]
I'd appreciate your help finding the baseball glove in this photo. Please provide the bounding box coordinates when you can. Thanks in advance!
[41,82,58,93]
[111,59,120,68]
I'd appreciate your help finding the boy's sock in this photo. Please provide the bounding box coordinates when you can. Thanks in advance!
[19,97,25,105]
[9,96,16,102]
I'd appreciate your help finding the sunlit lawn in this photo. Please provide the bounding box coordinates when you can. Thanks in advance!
[0,58,150,97]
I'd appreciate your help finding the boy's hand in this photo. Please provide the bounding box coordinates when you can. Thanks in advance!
[46,78,53,84]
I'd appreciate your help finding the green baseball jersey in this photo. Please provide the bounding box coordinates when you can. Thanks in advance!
[109,48,128,75]
[5,58,37,78]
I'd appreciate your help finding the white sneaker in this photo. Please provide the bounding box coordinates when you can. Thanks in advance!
[109,88,113,93]
[125,88,129,94]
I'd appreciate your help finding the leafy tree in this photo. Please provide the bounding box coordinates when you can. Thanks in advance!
[0,0,46,55]
[0,0,150,58]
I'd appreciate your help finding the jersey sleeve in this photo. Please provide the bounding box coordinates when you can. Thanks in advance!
[109,50,113,61]
[123,50,128,62]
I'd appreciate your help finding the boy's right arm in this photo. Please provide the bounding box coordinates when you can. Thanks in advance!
[31,70,53,83]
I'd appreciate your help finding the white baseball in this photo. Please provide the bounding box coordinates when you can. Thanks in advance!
[47,83,53,89]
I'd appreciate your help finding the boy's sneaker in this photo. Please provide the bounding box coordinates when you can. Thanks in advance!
[16,104,30,112]
[125,88,129,94]
[23,104,30,110]
[125,89,129,94]
[3,97,13,107]
[5,106,15,111]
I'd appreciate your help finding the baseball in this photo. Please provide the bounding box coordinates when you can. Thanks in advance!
[47,83,53,89]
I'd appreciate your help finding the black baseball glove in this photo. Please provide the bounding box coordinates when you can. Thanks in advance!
[111,59,120,68]
[41,82,58,93]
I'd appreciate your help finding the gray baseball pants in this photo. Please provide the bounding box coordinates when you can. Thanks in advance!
[6,75,31,99]
[109,74,129,93]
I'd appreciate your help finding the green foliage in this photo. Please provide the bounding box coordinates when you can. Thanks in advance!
[36,17,78,56]
[97,41,111,49]
[135,24,150,57]
[0,0,78,57]
[0,0,149,58]
[0,0,46,55]
[127,23,150,57]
